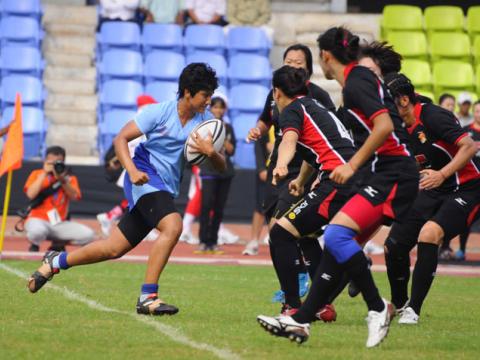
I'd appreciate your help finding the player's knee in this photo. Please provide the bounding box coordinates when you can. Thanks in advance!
[384,237,410,261]
[418,222,444,245]
[324,224,361,263]
[269,224,295,247]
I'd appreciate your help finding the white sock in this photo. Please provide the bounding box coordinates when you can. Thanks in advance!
[182,213,195,233]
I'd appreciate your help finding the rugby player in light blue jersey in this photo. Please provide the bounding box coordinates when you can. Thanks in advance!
[28,63,226,315]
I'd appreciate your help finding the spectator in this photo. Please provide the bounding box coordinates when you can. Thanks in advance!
[99,0,140,29]
[23,146,95,252]
[195,96,236,254]
[139,0,185,24]
[185,0,227,26]
[228,0,271,26]
[456,92,474,127]
[438,93,455,113]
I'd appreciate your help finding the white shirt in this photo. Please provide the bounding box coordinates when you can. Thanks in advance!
[185,0,225,23]
[100,0,140,21]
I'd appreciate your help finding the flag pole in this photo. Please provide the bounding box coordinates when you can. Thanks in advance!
[0,170,13,256]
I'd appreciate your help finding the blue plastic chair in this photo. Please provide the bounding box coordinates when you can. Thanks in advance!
[229,84,269,118]
[231,114,258,140]
[227,27,271,59]
[0,0,42,20]
[0,46,44,77]
[98,50,143,84]
[186,52,227,86]
[98,109,136,157]
[144,51,185,84]
[0,75,44,107]
[0,16,42,47]
[184,25,225,55]
[97,22,141,55]
[99,80,143,113]
[145,81,178,102]
[233,141,255,169]
[228,54,272,87]
[142,23,183,55]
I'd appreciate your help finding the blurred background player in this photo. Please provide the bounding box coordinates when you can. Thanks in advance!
[456,92,474,127]
[439,93,456,113]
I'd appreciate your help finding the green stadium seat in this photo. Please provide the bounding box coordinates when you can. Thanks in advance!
[402,60,432,91]
[473,36,480,66]
[387,32,427,59]
[433,61,475,99]
[425,6,464,36]
[476,64,480,96]
[430,32,471,63]
[381,5,423,39]
[467,6,480,40]
[417,90,435,102]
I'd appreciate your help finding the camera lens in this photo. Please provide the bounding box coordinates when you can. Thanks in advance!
[54,161,66,174]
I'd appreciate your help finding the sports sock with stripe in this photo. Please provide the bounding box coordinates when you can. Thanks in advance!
[139,283,158,302]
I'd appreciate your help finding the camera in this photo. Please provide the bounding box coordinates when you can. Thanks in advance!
[53,160,66,174]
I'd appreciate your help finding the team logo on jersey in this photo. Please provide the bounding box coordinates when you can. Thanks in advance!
[418,131,427,143]
[455,197,468,206]
[288,212,296,220]
[364,186,379,198]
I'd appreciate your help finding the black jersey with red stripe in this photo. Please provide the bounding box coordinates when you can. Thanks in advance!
[260,81,336,175]
[408,102,480,192]
[278,96,355,176]
[342,63,411,166]
[464,124,480,159]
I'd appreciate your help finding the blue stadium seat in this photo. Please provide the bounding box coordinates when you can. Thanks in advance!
[0,16,42,47]
[145,81,178,102]
[234,141,255,169]
[0,75,44,107]
[0,46,44,77]
[229,84,269,118]
[98,109,136,157]
[186,52,227,86]
[214,85,228,99]
[142,23,183,55]
[228,54,272,87]
[99,80,143,113]
[227,27,271,59]
[144,51,185,84]
[97,22,141,55]
[1,106,46,158]
[184,25,225,55]
[231,114,258,140]
[98,50,143,84]
[0,0,42,20]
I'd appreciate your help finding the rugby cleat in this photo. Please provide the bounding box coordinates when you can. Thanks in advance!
[281,304,299,316]
[398,306,419,325]
[257,314,310,344]
[395,300,410,316]
[365,299,394,348]
[315,304,337,323]
[136,294,179,316]
[28,251,60,293]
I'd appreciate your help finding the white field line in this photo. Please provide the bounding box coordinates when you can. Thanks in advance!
[2,250,480,276]
[0,263,241,360]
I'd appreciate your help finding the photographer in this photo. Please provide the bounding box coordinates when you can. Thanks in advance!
[23,146,95,252]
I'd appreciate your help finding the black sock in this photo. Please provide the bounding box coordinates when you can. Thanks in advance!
[459,232,468,253]
[298,237,323,279]
[326,272,350,304]
[410,242,438,315]
[385,237,412,309]
[269,225,301,308]
[293,249,344,324]
[344,252,384,312]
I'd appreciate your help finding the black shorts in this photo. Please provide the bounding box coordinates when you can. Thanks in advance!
[255,175,266,213]
[284,180,351,237]
[388,186,480,248]
[117,191,178,247]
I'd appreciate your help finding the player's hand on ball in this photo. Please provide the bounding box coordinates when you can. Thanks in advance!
[246,127,261,143]
[272,166,288,185]
[189,131,214,157]
[129,169,149,185]
[419,169,445,190]
[330,163,354,184]
[289,178,304,197]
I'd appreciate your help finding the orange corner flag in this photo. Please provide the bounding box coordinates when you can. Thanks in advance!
[0,93,23,177]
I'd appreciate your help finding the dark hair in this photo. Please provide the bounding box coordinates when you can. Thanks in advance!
[384,72,417,104]
[439,93,455,105]
[283,44,313,78]
[360,41,402,76]
[473,100,480,108]
[211,96,226,108]
[317,27,360,65]
[178,63,218,99]
[46,146,66,159]
[272,65,309,98]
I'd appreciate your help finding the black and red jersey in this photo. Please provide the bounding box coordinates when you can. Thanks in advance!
[260,81,336,175]
[408,102,480,191]
[278,96,355,177]
[342,63,411,166]
[464,124,480,159]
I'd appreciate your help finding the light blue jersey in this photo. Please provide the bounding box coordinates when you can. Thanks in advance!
[124,100,212,208]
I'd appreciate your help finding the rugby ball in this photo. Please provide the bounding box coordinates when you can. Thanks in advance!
[184,119,226,165]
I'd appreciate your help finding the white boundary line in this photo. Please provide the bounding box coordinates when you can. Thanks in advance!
[0,263,241,360]
[2,250,479,276]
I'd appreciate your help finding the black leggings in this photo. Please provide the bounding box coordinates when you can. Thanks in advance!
[199,177,232,246]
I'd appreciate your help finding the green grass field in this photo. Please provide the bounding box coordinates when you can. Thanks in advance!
[1,259,479,360]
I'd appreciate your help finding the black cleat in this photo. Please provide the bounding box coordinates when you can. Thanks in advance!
[28,251,60,293]
[136,294,179,316]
